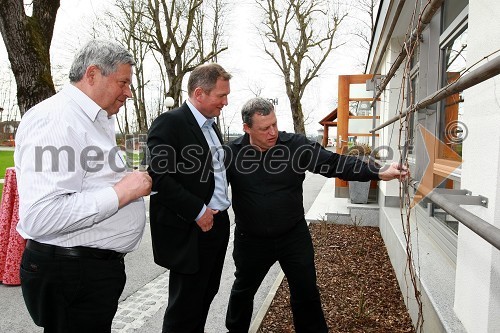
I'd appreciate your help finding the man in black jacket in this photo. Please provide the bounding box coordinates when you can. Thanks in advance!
[225,97,407,333]
[147,63,231,332]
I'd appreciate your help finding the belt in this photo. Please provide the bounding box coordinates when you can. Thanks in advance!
[26,240,126,260]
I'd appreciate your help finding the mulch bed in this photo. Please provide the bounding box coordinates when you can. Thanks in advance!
[258,223,415,333]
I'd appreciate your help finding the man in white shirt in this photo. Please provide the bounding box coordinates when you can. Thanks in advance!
[14,40,152,333]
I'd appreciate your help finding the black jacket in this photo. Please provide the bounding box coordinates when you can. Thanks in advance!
[225,132,380,238]
[147,103,222,273]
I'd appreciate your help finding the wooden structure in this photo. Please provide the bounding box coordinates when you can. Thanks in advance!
[329,74,380,198]
[318,108,354,147]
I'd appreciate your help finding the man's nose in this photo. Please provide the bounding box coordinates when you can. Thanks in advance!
[124,85,133,98]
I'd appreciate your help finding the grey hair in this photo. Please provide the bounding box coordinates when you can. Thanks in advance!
[69,40,135,82]
[187,63,232,96]
[241,97,275,128]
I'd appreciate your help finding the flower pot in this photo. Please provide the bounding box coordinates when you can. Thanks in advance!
[348,180,371,204]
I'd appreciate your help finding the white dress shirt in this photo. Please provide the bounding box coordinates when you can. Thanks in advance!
[14,84,146,252]
[186,100,231,219]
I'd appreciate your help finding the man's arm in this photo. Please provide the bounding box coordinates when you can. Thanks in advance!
[15,117,131,239]
[301,137,408,182]
[298,138,380,181]
[147,112,206,223]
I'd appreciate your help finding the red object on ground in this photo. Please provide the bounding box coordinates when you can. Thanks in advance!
[0,167,25,286]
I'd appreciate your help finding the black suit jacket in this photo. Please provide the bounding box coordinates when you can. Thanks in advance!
[147,102,222,274]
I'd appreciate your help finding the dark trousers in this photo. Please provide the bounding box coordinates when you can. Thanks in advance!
[163,210,230,333]
[226,220,328,333]
[20,246,126,333]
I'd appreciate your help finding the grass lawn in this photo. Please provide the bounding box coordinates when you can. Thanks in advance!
[0,150,14,178]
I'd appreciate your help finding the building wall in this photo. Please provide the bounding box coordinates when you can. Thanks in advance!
[373,0,500,332]
[377,37,406,200]
[454,1,500,332]
[377,36,466,333]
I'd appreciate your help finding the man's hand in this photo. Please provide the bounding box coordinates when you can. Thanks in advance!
[197,208,219,232]
[378,162,409,181]
[113,171,152,208]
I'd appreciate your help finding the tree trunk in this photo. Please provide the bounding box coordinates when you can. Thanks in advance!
[290,97,305,134]
[0,0,60,116]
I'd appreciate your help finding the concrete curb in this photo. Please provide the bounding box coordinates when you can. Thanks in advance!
[249,270,285,333]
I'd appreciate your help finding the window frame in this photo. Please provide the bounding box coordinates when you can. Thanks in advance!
[411,5,469,258]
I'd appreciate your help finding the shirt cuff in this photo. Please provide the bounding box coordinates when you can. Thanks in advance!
[94,187,119,220]
[195,205,207,221]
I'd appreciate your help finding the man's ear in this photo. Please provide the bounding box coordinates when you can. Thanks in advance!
[85,65,100,85]
[193,87,205,102]
[243,123,250,134]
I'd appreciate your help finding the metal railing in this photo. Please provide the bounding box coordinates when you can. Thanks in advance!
[370,54,500,133]
[410,182,500,251]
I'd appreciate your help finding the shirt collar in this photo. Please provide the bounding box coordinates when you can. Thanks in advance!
[186,99,214,128]
[233,131,292,147]
[61,83,104,122]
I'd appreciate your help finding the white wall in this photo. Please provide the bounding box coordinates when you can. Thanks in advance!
[454,1,500,332]
[377,37,406,199]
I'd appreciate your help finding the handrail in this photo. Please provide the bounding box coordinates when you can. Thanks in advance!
[410,181,500,251]
[370,54,500,133]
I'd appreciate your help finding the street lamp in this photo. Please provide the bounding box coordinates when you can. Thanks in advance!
[165,97,174,111]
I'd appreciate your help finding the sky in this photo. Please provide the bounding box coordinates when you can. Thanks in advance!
[0,0,369,136]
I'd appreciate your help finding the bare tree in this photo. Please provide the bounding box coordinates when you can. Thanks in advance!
[351,0,380,68]
[144,0,229,107]
[91,0,160,135]
[0,68,18,124]
[114,0,152,133]
[0,0,59,116]
[257,0,347,134]
[352,0,379,52]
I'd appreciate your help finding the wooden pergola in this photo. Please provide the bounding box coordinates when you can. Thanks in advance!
[318,108,353,148]
[320,74,381,198]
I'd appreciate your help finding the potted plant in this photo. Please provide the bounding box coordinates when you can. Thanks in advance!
[346,143,377,204]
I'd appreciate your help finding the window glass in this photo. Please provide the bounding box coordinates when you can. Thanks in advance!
[405,76,418,155]
[439,28,467,158]
[410,43,419,70]
[442,0,468,32]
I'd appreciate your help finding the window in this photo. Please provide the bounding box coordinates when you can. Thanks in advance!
[406,73,418,156]
[439,28,467,159]
[442,0,468,32]
[414,4,469,243]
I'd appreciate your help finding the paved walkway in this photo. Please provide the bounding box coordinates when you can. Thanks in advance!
[0,171,333,333]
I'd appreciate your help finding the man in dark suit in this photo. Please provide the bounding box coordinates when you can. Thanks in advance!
[147,63,232,333]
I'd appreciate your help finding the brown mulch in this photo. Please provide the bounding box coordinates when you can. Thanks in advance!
[258,223,415,333]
